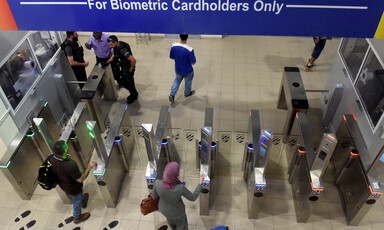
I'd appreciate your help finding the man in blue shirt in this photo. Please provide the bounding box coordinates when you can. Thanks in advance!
[85,32,113,67]
[169,34,196,103]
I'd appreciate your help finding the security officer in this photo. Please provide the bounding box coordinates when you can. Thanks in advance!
[108,35,138,104]
[61,31,89,88]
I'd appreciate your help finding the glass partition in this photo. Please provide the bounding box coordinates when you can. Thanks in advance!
[28,31,60,71]
[339,38,369,82]
[355,49,384,128]
[0,40,40,110]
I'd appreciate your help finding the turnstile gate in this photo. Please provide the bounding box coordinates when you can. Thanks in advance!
[91,103,133,208]
[79,65,118,133]
[0,102,64,200]
[287,112,337,223]
[277,67,309,143]
[59,102,93,172]
[242,110,273,219]
[197,108,217,216]
[331,114,384,225]
[143,106,176,190]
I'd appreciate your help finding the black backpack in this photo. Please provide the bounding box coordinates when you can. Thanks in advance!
[37,155,58,190]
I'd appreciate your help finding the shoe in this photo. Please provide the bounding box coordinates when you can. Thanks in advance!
[305,60,313,70]
[73,212,90,224]
[169,94,175,103]
[127,96,138,104]
[184,90,195,97]
[82,193,89,209]
[158,225,168,230]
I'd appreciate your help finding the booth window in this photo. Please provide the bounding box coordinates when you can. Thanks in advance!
[0,40,40,110]
[28,31,60,71]
[339,38,369,82]
[355,49,384,128]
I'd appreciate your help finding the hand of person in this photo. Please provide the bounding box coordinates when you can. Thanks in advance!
[85,43,90,48]
[100,62,108,67]
[88,161,97,169]
[83,61,89,67]
[199,173,205,184]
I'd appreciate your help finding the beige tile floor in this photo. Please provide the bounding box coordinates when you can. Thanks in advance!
[1,35,384,230]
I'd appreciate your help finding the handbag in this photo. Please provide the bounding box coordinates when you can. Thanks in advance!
[140,192,159,215]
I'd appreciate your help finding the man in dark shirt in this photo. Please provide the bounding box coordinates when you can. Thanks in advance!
[108,35,138,104]
[62,31,89,88]
[51,140,97,224]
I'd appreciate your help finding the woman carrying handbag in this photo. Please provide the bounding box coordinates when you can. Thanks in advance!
[152,162,205,230]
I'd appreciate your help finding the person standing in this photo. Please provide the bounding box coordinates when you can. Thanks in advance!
[85,32,113,67]
[305,37,330,70]
[61,31,89,88]
[152,162,204,230]
[50,140,97,224]
[107,35,138,104]
[169,34,196,103]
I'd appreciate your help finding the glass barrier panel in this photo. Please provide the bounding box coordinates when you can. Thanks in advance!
[0,40,40,110]
[355,49,384,128]
[339,38,369,82]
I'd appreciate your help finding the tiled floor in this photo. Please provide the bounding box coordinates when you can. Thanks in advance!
[1,35,384,230]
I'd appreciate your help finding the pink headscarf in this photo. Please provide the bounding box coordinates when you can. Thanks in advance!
[162,162,185,190]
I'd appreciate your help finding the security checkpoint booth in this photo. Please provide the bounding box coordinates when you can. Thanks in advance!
[89,103,134,208]
[242,110,273,219]
[320,38,384,225]
[143,106,177,190]
[196,108,217,216]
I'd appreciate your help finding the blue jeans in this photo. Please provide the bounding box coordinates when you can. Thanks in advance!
[170,72,194,96]
[72,192,85,218]
[311,37,326,59]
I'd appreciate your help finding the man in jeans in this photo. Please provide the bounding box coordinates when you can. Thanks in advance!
[50,140,97,224]
[169,34,197,103]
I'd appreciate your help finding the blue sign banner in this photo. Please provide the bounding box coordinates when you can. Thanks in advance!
[5,0,384,38]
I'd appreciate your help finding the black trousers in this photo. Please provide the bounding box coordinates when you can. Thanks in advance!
[72,66,87,88]
[116,69,138,98]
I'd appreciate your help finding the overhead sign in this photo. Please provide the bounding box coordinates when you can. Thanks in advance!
[2,0,384,38]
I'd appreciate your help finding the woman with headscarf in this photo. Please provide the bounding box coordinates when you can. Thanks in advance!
[152,162,204,230]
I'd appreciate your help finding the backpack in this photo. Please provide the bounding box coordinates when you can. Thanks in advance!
[37,155,58,190]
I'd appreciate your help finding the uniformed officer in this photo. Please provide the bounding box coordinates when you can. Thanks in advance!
[107,35,138,104]
[61,31,89,88]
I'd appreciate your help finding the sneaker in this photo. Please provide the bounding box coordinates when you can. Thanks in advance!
[82,193,89,209]
[184,90,195,97]
[305,59,314,70]
[127,96,138,104]
[169,94,175,103]
[73,212,90,224]
[305,63,313,70]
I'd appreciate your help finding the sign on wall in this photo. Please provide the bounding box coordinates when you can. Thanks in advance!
[1,0,384,38]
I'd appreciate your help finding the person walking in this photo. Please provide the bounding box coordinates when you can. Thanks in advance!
[50,140,97,224]
[152,162,204,230]
[108,35,138,104]
[169,34,196,103]
[305,37,330,70]
[61,31,89,88]
[85,32,113,67]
